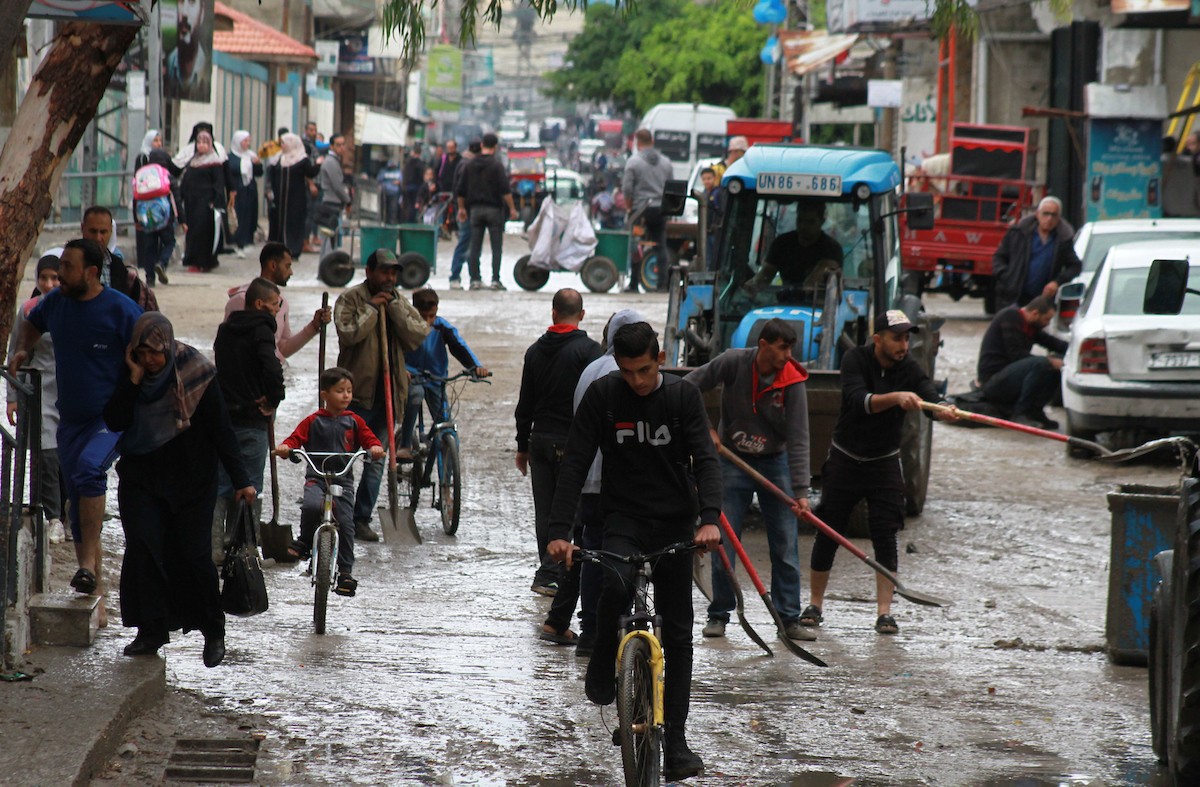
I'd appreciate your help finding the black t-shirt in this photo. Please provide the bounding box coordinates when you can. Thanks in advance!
[766,231,844,285]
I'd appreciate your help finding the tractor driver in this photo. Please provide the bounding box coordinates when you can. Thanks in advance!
[744,200,843,296]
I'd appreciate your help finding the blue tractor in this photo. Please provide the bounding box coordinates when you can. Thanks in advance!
[664,144,939,514]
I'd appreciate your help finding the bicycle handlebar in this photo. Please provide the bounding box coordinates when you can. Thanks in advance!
[574,541,701,566]
[411,370,492,384]
[288,448,368,478]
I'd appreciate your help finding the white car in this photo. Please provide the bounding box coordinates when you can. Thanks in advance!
[1061,240,1200,443]
[1053,218,1200,339]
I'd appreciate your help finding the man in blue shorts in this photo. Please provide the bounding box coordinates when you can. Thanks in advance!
[9,238,142,626]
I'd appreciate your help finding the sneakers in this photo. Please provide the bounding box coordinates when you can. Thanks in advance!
[663,727,704,781]
[469,280,484,291]
[154,264,169,285]
[1012,411,1058,430]
[584,661,616,706]
[875,614,899,635]
[47,518,66,545]
[530,581,559,597]
[334,574,358,597]
[782,620,817,642]
[449,279,463,290]
[489,280,507,291]
[354,521,380,542]
[701,618,726,638]
[235,247,247,259]
[799,604,823,627]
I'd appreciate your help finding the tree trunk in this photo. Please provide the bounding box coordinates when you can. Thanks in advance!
[0,21,138,352]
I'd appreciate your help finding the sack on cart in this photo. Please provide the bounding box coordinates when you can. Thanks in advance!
[528,198,597,272]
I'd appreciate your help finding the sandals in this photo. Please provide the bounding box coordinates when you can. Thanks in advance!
[334,575,358,597]
[539,624,578,646]
[799,604,823,627]
[288,539,311,560]
[875,614,899,635]
[69,567,97,595]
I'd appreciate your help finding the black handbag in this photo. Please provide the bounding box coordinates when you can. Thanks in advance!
[220,500,270,617]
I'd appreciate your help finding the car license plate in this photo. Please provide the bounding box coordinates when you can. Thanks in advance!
[1149,352,1200,369]
[756,172,842,196]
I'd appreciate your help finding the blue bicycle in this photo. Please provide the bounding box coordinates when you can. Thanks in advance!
[402,370,489,535]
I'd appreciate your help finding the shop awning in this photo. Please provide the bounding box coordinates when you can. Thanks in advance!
[779,30,860,77]
[354,104,409,145]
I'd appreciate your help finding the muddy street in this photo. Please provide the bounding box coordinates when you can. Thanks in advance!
[79,241,1182,786]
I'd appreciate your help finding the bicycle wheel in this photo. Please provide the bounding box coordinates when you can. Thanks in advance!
[313,529,334,635]
[617,636,661,787]
[437,432,462,536]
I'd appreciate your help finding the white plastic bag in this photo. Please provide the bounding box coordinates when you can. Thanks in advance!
[556,202,598,272]
[527,198,598,272]
[527,198,562,270]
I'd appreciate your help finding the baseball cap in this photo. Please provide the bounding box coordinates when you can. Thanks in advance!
[729,136,749,152]
[876,309,919,335]
[367,248,400,269]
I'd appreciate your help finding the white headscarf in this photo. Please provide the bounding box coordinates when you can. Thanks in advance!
[139,130,159,159]
[230,130,256,186]
[279,133,307,168]
[179,130,224,169]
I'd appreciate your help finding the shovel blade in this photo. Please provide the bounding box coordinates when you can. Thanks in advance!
[379,504,421,545]
[1095,436,1197,464]
[896,586,953,608]
[692,550,713,602]
[259,521,297,563]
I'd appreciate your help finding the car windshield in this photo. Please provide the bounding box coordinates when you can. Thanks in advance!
[1084,231,1200,273]
[1105,265,1200,315]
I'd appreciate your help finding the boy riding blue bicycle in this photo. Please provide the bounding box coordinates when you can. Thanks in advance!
[401,288,489,445]
[275,367,384,597]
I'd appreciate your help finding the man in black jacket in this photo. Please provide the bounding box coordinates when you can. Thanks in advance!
[805,311,955,636]
[976,295,1067,428]
[546,321,722,782]
[514,288,602,595]
[991,196,1082,312]
[402,144,427,223]
[211,277,286,562]
[456,133,518,290]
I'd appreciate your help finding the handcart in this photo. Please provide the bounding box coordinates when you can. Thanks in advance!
[513,197,620,293]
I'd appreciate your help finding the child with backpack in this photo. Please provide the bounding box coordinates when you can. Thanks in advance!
[274,368,384,597]
[133,130,181,287]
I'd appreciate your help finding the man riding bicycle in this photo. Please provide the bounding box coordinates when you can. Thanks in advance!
[547,321,722,782]
[401,287,489,446]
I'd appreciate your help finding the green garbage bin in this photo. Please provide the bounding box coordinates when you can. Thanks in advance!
[595,229,629,273]
[398,223,438,273]
[359,225,399,267]
[1105,483,1182,666]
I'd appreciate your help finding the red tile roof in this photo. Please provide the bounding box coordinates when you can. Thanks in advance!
[214,2,317,62]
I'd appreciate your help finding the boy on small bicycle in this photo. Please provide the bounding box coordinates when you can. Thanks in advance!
[275,367,384,597]
[401,287,489,446]
[547,322,722,782]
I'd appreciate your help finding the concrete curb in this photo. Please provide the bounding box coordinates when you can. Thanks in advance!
[0,639,165,786]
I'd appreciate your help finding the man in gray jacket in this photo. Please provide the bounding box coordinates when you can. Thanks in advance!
[621,128,674,293]
[684,318,815,642]
[317,134,352,257]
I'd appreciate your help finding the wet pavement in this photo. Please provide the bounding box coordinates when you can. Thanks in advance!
[10,233,1185,784]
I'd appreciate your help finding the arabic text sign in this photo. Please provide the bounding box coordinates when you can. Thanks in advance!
[1085,118,1162,222]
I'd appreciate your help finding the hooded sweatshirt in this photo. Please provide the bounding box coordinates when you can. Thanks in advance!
[214,309,285,430]
[514,325,602,451]
[572,309,646,493]
[622,146,674,212]
[686,347,811,492]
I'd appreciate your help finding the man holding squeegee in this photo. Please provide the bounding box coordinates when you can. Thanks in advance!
[805,310,956,635]
[685,317,816,643]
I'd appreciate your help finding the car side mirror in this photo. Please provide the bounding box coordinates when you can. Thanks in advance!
[661,179,688,217]
[905,192,934,231]
[1144,258,1189,315]
[1058,282,1086,302]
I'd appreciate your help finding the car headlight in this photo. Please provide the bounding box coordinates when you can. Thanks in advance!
[727,178,743,195]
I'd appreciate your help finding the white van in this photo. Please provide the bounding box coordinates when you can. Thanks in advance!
[638,103,736,180]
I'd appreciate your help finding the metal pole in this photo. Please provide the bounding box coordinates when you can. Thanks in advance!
[147,0,162,131]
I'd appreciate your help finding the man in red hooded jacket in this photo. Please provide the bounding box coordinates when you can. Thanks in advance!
[684,318,815,642]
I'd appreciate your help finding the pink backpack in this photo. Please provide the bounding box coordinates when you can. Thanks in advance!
[133,163,172,200]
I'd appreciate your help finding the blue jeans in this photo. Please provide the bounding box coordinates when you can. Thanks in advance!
[349,400,388,525]
[216,426,269,497]
[300,479,356,574]
[708,452,803,623]
[401,381,446,448]
[982,355,1060,417]
[449,219,471,282]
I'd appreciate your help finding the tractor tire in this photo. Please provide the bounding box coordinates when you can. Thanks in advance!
[1151,551,1174,764]
[901,409,933,516]
[1166,477,1200,781]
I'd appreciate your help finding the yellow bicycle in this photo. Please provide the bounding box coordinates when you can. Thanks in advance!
[576,541,700,787]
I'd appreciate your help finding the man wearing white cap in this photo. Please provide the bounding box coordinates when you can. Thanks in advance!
[801,310,956,636]
[712,135,749,181]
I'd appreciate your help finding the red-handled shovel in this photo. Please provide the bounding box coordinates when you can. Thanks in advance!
[717,512,827,667]
[717,444,950,608]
